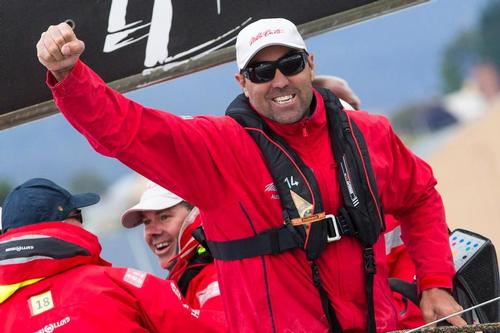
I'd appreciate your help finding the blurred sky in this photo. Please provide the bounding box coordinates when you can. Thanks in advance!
[0,0,492,275]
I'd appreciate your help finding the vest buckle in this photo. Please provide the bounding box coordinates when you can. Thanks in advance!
[326,214,342,242]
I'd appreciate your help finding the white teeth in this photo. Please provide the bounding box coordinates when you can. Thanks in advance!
[273,95,293,104]
[155,242,170,250]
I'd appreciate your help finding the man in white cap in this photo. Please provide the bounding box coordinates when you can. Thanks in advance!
[122,181,192,270]
[121,181,226,330]
[37,18,464,332]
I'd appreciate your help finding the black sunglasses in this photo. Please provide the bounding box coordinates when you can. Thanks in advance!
[66,209,83,224]
[241,51,308,84]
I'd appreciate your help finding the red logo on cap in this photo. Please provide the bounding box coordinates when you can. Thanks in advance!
[249,29,285,45]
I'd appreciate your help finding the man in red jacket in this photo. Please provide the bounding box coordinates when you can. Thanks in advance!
[121,181,226,326]
[0,178,220,333]
[37,18,466,332]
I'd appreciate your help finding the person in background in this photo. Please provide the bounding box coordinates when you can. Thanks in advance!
[122,181,190,271]
[0,178,220,333]
[313,74,425,329]
[121,181,225,321]
[313,74,361,110]
[37,18,465,332]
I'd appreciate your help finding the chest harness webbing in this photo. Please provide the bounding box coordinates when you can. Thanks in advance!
[207,88,385,332]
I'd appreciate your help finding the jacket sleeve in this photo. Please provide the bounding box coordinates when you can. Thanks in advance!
[369,116,455,292]
[186,265,226,328]
[47,60,234,209]
[107,268,225,333]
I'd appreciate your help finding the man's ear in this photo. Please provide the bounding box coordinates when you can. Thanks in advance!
[307,53,315,81]
[235,73,249,97]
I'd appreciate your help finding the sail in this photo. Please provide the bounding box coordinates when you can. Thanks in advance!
[0,0,427,130]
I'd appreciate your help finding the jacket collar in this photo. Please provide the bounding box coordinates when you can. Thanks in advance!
[0,222,110,303]
[177,207,201,256]
[167,208,202,281]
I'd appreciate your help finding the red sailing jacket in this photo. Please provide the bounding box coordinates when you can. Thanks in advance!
[0,222,221,333]
[48,60,455,332]
[168,208,227,330]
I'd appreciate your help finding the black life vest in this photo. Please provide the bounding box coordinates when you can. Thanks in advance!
[207,88,385,332]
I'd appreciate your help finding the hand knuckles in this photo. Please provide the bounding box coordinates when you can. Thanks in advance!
[63,31,76,42]
[54,36,65,46]
[38,51,50,62]
[47,44,60,55]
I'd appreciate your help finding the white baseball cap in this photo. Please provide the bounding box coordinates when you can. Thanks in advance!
[121,181,183,228]
[236,18,307,70]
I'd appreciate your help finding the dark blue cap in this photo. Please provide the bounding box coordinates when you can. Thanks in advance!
[1,178,100,232]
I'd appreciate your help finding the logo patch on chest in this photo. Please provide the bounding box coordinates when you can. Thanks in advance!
[28,290,54,316]
[265,182,280,200]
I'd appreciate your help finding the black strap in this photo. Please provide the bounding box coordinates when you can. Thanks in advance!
[389,278,419,306]
[322,89,384,246]
[191,226,209,250]
[311,261,343,332]
[363,247,377,333]
[208,226,301,260]
[207,214,354,261]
